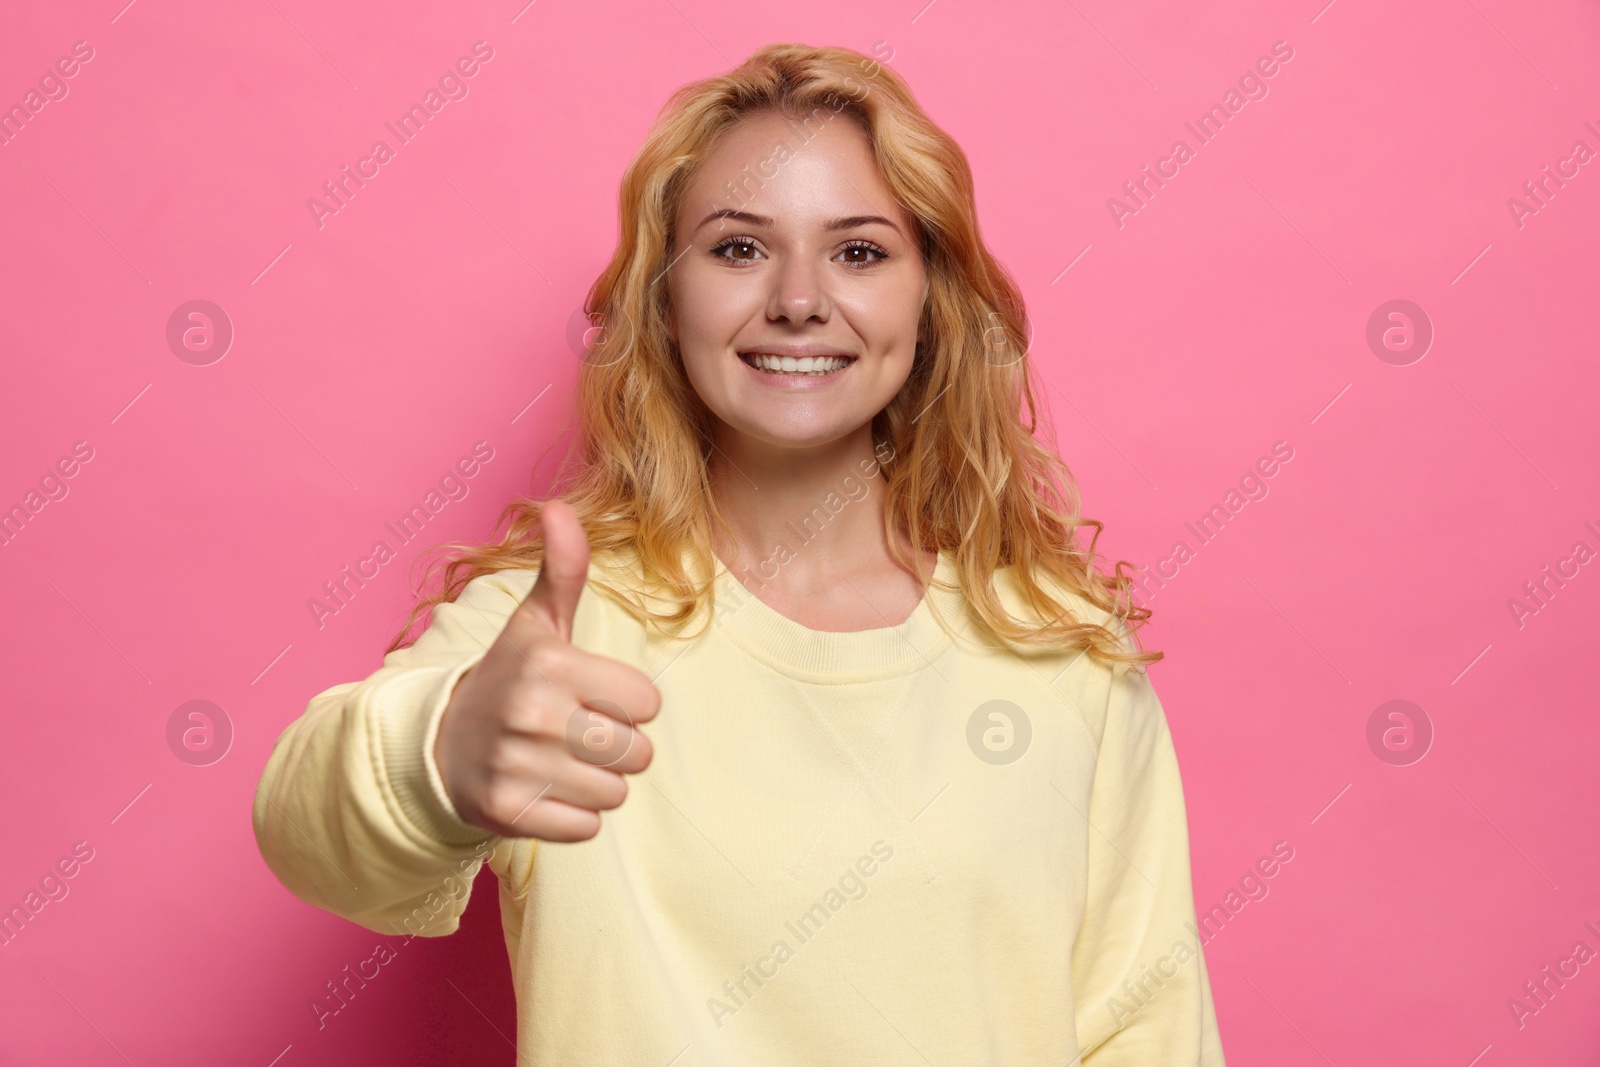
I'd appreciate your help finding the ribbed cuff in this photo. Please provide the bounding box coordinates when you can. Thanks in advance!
[370,655,494,847]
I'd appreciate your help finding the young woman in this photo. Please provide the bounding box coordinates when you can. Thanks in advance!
[255,43,1225,1065]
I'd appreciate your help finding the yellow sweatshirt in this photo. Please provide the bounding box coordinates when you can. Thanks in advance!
[253,548,1225,1065]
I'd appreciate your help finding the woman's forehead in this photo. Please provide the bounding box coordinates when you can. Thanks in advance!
[678,112,903,231]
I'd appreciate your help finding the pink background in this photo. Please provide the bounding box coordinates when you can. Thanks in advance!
[3,0,1598,1062]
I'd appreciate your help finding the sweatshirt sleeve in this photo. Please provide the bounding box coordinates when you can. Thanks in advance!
[251,570,526,938]
[1071,661,1226,1065]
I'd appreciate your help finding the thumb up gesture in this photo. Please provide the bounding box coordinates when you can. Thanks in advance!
[434,500,661,841]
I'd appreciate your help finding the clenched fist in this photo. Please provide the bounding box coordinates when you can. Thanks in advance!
[433,499,661,841]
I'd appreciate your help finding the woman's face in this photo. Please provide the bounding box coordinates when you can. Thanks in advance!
[666,108,928,453]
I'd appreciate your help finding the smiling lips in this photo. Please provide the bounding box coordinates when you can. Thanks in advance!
[740,352,855,374]
[737,343,858,375]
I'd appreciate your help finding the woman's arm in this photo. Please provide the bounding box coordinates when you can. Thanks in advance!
[1071,661,1227,1065]
[251,572,521,937]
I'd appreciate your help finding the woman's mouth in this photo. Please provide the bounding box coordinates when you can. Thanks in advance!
[737,351,857,376]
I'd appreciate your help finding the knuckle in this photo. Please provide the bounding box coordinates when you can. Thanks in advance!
[526,639,570,679]
[477,780,513,821]
[483,742,527,781]
[515,693,570,739]
[482,779,537,826]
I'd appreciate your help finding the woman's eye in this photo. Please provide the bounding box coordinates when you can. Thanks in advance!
[838,242,889,267]
[708,238,888,267]
[710,238,762,263]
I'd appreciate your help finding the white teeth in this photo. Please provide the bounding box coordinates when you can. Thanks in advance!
[741,353,853,374]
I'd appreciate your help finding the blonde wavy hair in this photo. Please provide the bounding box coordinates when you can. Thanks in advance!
[388,42,1159,669]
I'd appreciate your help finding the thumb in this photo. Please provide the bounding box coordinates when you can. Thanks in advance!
[513,499,591,644]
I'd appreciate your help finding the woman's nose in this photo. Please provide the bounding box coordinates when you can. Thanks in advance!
[766,253,831,324]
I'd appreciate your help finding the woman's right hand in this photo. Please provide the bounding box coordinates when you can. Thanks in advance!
[433,499,661,841]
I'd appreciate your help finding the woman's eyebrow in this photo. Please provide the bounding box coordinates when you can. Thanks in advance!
[693,208,902,237]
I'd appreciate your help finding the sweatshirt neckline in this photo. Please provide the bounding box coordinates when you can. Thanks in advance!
[708,550,958,680]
